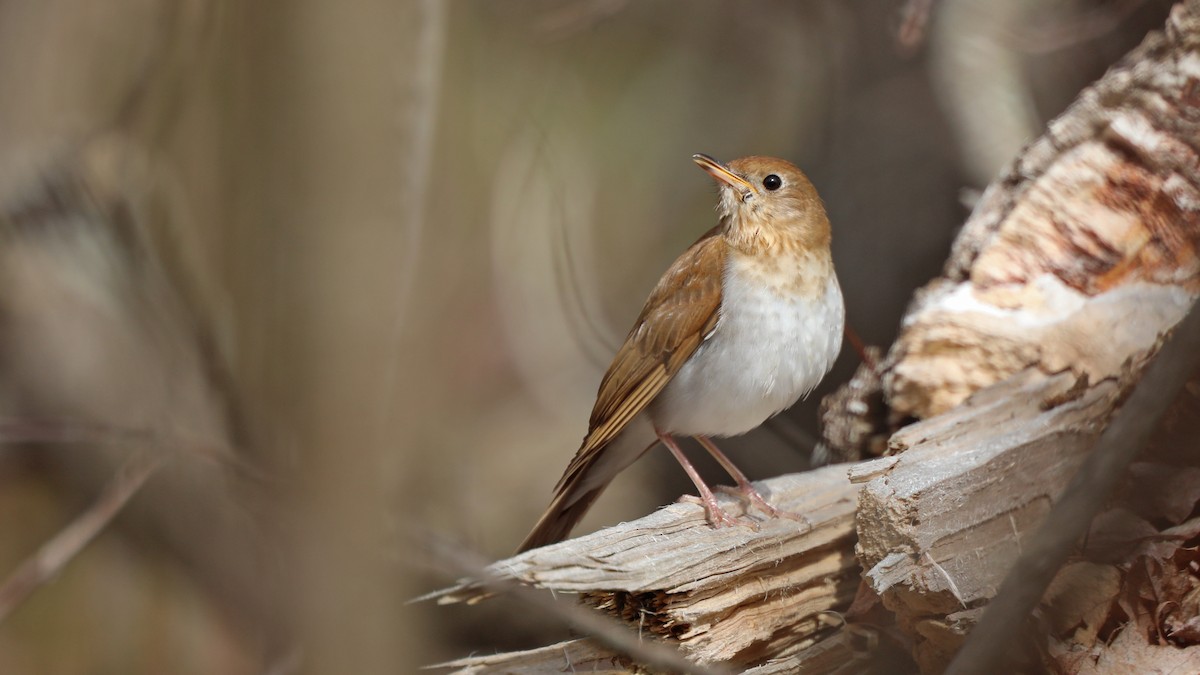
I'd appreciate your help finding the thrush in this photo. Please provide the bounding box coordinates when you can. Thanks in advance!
[518,154,844,553]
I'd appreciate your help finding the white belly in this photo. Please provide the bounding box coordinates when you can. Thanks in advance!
[650,260,844,437]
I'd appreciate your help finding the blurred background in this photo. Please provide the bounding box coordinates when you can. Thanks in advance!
[0,0,1175,672]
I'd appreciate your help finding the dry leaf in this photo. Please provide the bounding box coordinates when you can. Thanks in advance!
[1074,622,1200,674]
[1085,508,1160,562]
[1043,562,1121,648]
[1133,515,1200,560]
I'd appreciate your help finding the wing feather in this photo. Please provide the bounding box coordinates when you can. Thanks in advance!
[553,227,725,491]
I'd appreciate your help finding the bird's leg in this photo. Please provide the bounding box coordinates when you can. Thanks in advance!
[656,430,757,530]
[844,323,876,369]
[695,435,809,527]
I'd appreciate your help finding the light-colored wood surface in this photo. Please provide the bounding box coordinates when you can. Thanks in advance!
[434,465,861,668]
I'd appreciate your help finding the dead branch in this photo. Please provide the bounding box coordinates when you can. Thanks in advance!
[439,629,878,675]
[417,530,730,675]
[0,451,162,622]
[0,135,286,651]
[854,371,1121,617]
[429,466,863,671]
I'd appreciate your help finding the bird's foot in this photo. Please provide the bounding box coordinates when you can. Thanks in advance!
[677,494,760,531]
[716,484,811,531]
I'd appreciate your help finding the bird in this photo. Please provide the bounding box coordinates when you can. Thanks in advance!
[517,153,844,553]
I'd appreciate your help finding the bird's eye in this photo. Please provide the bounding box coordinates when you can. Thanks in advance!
[763,174,782,191]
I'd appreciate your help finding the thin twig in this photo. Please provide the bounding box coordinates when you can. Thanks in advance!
[843,323,876,369]
[387,0,446,332]
[538,0,629,39]
[0,418,150,446]
[1007,0,1150,54]
[377,0,447,444]
[0,451,164,622]
[945,303,1200,674]
[897,0,936,53]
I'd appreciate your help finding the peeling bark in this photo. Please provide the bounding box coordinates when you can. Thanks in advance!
[884,1,1200,420]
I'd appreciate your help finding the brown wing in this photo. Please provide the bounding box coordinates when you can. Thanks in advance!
[554,227,725,491]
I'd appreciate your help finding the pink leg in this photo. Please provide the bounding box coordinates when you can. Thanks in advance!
[656,430,757,530]
[695,435,808,526]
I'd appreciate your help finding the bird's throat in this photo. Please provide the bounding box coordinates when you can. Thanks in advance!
[724,244,834,301]
[723,211,832,260]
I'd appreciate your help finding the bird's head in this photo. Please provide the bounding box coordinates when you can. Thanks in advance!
[692,153,830,255]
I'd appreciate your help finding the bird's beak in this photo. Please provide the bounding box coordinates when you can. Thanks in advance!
[692,153,754,197]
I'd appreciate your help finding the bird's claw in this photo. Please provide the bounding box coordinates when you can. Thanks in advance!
[716,485,812,531]
[708,506,760,531]
[678,494,760,530]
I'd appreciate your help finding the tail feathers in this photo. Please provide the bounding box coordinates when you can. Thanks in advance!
[518,421,658,554]
[516,485,605,554]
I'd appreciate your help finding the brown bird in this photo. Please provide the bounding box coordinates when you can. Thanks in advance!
[518,154,844,553]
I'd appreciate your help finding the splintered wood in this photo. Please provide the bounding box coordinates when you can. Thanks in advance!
[439,630,877,675]
[852,371,1129,670]
[856,372,1117,610]
[433,467,865,671]
[883,3,1200,420]
[437,639,631,675]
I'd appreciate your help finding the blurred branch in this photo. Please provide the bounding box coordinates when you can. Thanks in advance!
[0,451,162,622]
[0,418,150,446]
[389,0,446,331]
[1008,0,1151,54]
[897,0,937,53]
[930,0,1041,185]
[438,629,880,675]
[378,0,448,439]
[0,131,284,654]
[538,0,630,39]
[110,0,218,141]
